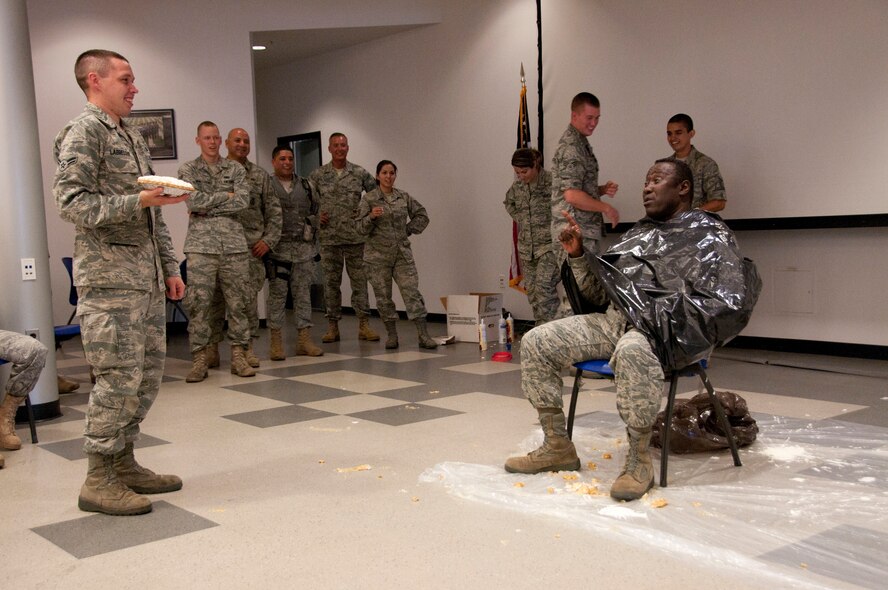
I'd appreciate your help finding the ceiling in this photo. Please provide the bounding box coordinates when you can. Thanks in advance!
[250,25,425,71]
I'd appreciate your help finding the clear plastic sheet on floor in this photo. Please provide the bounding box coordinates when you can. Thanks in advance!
[420,412,888,590]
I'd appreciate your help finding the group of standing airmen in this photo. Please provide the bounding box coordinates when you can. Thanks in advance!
[178,122,437,384]
[33,46,732,516]
[47,49,435,515]
[504,92,726,325]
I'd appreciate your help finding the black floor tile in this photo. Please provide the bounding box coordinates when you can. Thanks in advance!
[223,378,356,404]
[223,404,337,428]
[31,501,218,559]
[759,524,888,590]
[39,433,172,461]
[347,403,463,426]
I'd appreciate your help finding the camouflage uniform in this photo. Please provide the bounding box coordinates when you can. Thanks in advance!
[356,187,430,321]
[667,146,726,209]
[207,160,281,343]
[520,253,664,431]
[504,169,560,324]
[550,125,604,256]
[178,156,251,351]
[54,103,180,454]
[0,329,48,399]
[267,175,318,330]
[308,161,376,321]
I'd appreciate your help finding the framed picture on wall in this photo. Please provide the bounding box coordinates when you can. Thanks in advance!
[124,109,178,160]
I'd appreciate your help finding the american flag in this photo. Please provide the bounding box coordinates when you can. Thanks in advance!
[509,63,531,293]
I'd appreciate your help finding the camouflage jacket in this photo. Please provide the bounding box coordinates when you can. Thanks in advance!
[179,156,250,254]
[53,103,180,290]
[309,161,376,246]
[550,124,603,245]
[229,159,282,249]
[356,187,429,265]
[504,169,554,259]
[666,146,726,209]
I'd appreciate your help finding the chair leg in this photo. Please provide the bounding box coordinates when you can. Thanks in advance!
[24,395,38,444]
[696,366,742,467]
[566,368,583,440]
[660,374,681,488]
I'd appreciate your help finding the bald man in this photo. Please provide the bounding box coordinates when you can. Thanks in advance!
[203,129,282,367]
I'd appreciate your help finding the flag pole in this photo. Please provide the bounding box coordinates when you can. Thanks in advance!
[536,0,543,156]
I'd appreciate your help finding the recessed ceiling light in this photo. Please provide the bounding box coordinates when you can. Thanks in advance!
[252,45,267,51]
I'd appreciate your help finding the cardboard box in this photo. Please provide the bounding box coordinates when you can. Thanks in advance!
[440,293,503,343]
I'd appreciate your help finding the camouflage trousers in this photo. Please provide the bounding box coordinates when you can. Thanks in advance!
[207,253,266,344]
[267,240,315,330]
[185,252,252,351]
[77,285,166,454]
[520,306,665,429]
[320,243,371,321]
[521,250,561,325]
[0,329,48,399]
[365,253,428,322]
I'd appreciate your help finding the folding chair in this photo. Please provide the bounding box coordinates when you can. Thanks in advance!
[566,358,741,487]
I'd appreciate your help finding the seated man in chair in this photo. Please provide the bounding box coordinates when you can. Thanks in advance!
[0,330,48,468]
[505,159,760,501]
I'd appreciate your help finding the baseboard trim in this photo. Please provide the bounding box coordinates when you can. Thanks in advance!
[725,336,887,360]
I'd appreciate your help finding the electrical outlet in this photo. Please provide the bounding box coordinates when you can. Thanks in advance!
[498,274,506,290]
[21,258,36,281]
[25,329,40,340]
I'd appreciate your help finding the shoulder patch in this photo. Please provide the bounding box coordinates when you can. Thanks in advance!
[58,157,77,171]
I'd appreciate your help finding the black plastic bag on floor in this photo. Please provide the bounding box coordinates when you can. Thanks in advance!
[651,390,758,453]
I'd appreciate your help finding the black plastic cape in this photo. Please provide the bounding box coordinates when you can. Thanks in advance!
[588,210,762,371]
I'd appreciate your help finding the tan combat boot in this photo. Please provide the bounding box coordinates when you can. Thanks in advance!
[113,442,182,494]
[357,317,380,341]
[185,348,209,383]
[0,394,25,450]
[230,345,256,377]
[322,320,340,343]
[79,452,152,515]
[610,426,655,501]
[58,375,80,394]
[269,328,285,361]
[504,409,581,474]
[296,328,323,357]
[206,342,220,369]
[414,318,438,349]
[245,340,261,368]
[384,321,399,349]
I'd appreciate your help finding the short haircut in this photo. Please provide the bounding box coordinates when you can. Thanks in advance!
[74,49,127,92]
[668,113,694,132]
[197,121,218,135]
[375,159,397,177]
[272,145,294,159]
[655,158,694,197]
[329,132,347,143]
[571,92,600,111]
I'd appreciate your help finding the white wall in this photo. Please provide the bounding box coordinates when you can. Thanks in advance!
[256,1,540,320]
[26,0,888,346]
[27,0,441,325]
